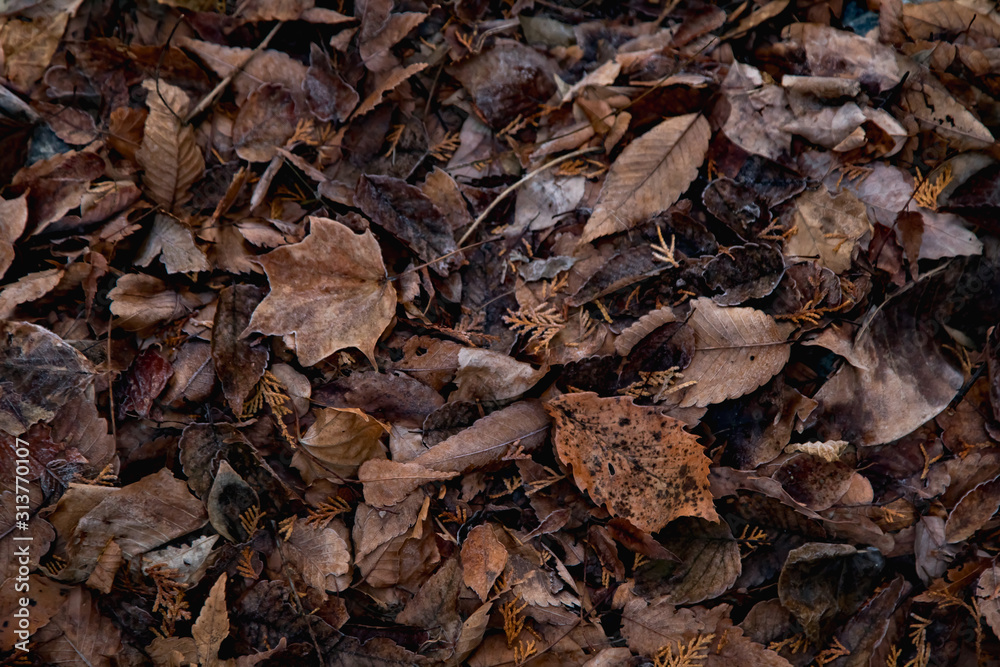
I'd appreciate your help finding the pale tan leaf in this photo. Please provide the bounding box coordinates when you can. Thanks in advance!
[142,535,219,587]
[722,0,789,39]
[244,217,397,367]
[461,524,508,601]
[785,440,848,462]
[136,214,210,274]
[784,186,871,274]
[672,298,791,408]
[136,80,205,210]
[286,520,352,593]
[300,407,389,476]
[615,306,677,356]
[546,392,717,533]
[0,267,63,319]
[880,0,904,45]
[359,459,458,507]
[51,469,208,582]
[449,602,492,666]
[108,273,212,332]
[451,348,545,402]
[0,192,28,280]
[351,62,428,119]
[977,566,1000,640]
[0,0,81,89]
[411,401,550,474]
[85,539,123,594]
[582,113,710,243]
[903,75,995,150]
[902,1,1000,43]
[193,573,229,667]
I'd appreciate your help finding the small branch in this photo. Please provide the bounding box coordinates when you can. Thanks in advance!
[456,146,603,246]
[184,21,283,124]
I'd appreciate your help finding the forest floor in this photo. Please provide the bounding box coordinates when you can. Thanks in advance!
[3,0,1000,665]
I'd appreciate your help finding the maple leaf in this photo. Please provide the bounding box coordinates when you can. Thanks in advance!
[546,392,717,533]
[244,216,397,367]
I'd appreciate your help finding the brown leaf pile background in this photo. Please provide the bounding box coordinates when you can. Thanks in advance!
[4,0,1000,665]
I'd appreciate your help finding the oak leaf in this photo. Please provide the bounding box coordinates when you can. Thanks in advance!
[546,392,717,533]
[582,113,710,243]
[244,217,396,367]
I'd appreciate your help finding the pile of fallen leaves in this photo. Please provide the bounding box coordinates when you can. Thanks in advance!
[5,0,1000,664]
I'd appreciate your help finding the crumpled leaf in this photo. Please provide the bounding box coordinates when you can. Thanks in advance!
[450,347,545,403]
[299,407,388,477]
[546,392,717,533]
[804,302,963,446]
[135,214,210,274]
[136,80,205,210]
[213,285,268,415]
[670,298,791,408]
[784,186,871,274]
[233,83,298,163]
[244,217,396,367]
[582,113,710,243]
[0,321,95,435]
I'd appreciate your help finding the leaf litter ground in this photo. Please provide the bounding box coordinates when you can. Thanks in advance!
[4,0,1000,665]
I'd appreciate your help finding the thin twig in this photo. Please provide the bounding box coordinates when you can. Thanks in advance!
[456,146,602,246]
[184,22,284,124]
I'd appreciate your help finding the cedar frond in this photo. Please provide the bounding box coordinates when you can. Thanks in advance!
[240,504,263,536]
[653,633,714,667]
[430,131,461,162]
[913,164,952,210]
[504,303,566,351]
[304,495,352,529]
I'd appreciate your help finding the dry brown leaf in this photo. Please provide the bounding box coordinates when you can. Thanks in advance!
[359,458,458,507]
[722,0,789,39]
[461,524,508,601]
[51,469,208,582]
[784,186,871,274]
[903,75,995,150]
[671,298,791,408]
[351,62,428,119]
[411,401,550,474]
[977,566,1000,640]
[178,37,308,105]
[244,217,396,367]
[582,113,710,243]
[32,585,122,667]
[285,520,352,594]
[193,573,229,667]
[299,407,388,476]
[902,1,1000,43]
[0,267,64,319]
[637,518,741,604]
[0,320,95,436]
[450,348,545,403]
[136,80,205,210]
[546,392,717,533]
[0,193,28,280]
[0,0,82,89]
[213,285,268,415]
[136,214,210,274]
[109,273,211,332]
[945,476,1000,543]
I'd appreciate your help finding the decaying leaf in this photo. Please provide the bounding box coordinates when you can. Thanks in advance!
[244,217,397,367]
[582,113,710,243]
[784,186,871,274]
[192,573,229,667]
[299,407,389,476]
[546,392,717,533]
[359,458,458,507]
